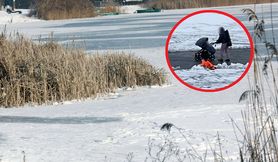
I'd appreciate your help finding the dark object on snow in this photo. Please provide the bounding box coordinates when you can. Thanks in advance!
[6,8,22,14]
[218,58,224,64]
[5,5,22,14]
[136,8,161,13]
[194,37,216,62]
[161,123,174,131]
[225,59,231,65]
[100,12,119,16]
[215,28,232,47]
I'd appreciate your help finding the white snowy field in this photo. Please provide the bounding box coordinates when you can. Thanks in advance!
[0,3,277,162]
[175,63,247,89]
[168,12,250,52]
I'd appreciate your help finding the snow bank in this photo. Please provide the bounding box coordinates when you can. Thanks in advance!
[169,13,250,52]
[175,63,247,89]
[119,5,144,14]
[0,11,39,24]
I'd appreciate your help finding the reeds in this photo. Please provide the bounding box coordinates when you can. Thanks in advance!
[229,5,278,162]
[31,0,96,20]
[0,34,166,107]
[140,123,226,162]
[144,0,278,10]
[99,0,120,14]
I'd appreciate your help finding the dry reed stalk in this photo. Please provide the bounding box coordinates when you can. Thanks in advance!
[32,0,96,20]
[144,0,278,10]
[230,5,278,162]
[99,0,120,13]
[0,34,166,108]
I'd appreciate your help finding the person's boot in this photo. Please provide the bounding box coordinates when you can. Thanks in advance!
[218,58,224,64]
[225,59,231,65]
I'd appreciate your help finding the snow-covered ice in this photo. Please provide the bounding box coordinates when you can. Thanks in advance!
[0,2,277,162]
[168,13,250,52]
[175,63,247,89]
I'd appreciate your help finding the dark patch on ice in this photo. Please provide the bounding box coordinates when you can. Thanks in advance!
[169,48,251,69]
[34,13,178,50]
[0,133,6,145]
[0,116,122,124]
[0,134,5,143]
[44,13,182,29]
[35,22,172,50]
[36,29,170,42]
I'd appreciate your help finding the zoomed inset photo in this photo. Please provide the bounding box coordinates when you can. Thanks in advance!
[166,10,254,92]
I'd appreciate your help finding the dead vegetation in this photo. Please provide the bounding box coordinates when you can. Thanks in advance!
[31,0,96,20]
[99,0,120,14]
[144,0,278,10]
[0,34,166,108]
[126,123,228,162]
[231,6,278,162]
[30,0,122,20]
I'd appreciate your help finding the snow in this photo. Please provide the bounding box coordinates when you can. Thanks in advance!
[168,13,250,52]
[0,83,248,162]
[174,63,247,89]
[0,10,39,24]
[119,5,144,14]
[0,2,277,162]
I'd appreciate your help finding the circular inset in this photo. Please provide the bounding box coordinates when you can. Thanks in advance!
[165,10,254,92]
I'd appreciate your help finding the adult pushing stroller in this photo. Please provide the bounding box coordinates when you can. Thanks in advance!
[194,37,216,62]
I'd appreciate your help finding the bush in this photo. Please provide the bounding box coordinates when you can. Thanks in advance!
[99,1,120,14]
[144,0,198,9]
[0,34,166,107]
[33,0,96,20]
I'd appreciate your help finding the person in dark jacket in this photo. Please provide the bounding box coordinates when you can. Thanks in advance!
[214,27,232,64]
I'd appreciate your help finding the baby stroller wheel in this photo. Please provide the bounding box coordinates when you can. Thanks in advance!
[194,52,202,62]
[210,54,215,61]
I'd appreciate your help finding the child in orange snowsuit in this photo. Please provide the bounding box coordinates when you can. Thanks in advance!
[201,59,215,70]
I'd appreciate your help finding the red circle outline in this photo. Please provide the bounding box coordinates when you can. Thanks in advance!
[165,9,254,93]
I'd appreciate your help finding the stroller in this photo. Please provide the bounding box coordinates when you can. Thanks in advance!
[194,37,216,62]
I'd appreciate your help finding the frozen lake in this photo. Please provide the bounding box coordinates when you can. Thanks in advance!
[17,5,278,52]
[0,3,277,162]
